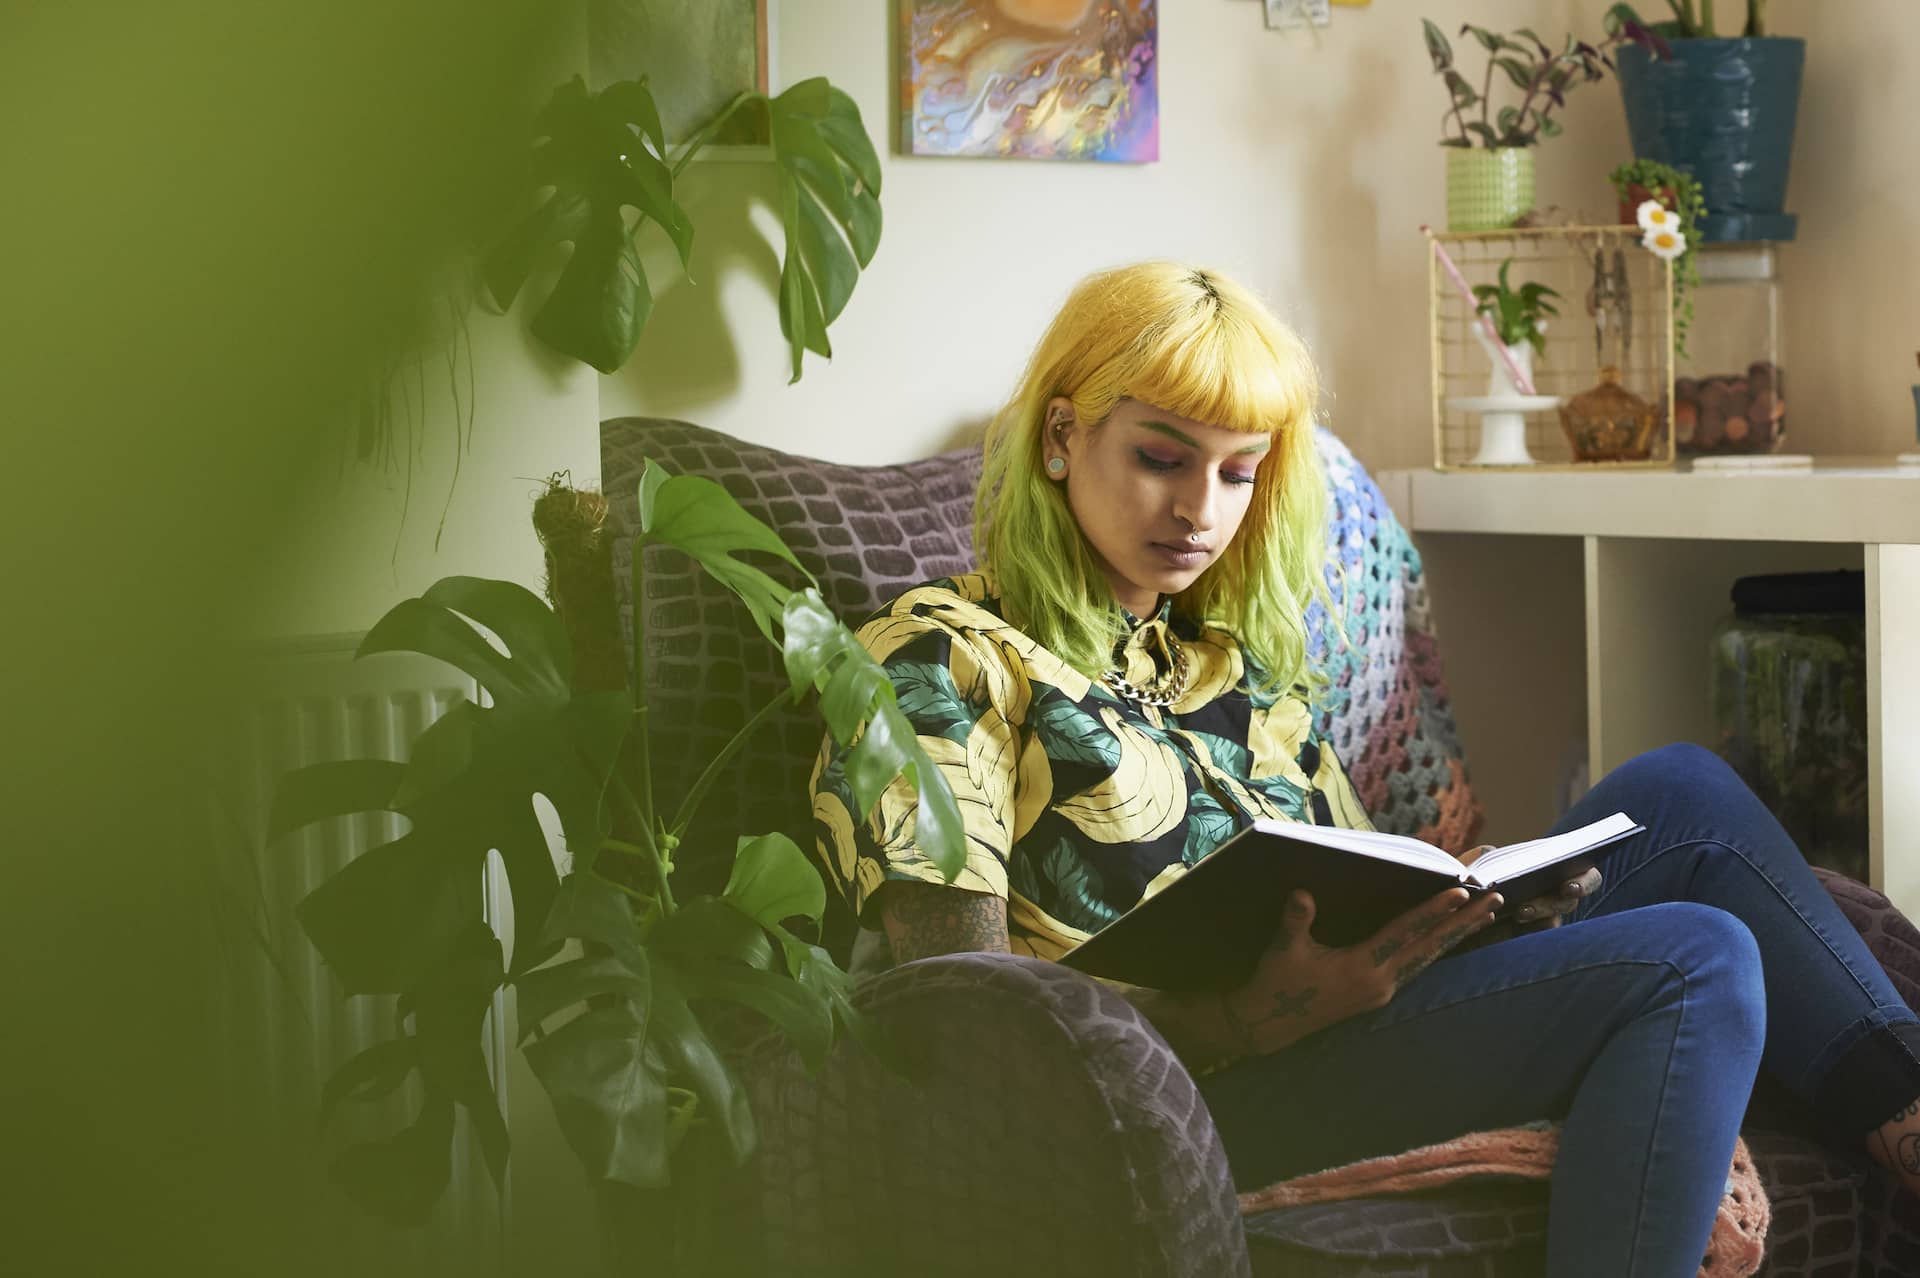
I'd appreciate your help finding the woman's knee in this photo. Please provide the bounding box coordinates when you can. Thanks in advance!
[1640,903,1767,1046]
[1614,742,1747,798]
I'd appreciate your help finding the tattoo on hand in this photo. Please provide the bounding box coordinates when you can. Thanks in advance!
[1268,986,1318,1019]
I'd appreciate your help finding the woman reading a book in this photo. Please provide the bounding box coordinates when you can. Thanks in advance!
[809,261,1920,1277]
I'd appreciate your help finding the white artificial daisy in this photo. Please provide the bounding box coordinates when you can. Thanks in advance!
[1642,225,1686,260]
[1637,199,1678,234]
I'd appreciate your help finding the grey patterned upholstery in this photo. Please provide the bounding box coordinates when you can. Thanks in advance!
[590,418,1920,1276]
[601,419,979,904]
[740,953,1249,1278]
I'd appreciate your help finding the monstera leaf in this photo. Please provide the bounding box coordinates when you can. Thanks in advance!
[483,76,693,374]
[481,73,882,380]
[764,78,883,382]
[272,577,630,993]
[515,835,844,1188]
[634,461,964,879]
[276,460,958,1222]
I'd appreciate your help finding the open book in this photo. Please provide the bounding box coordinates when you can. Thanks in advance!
[1060,812,1643,992]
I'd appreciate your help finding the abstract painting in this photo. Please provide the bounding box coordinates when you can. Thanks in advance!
[899,0,1158,162]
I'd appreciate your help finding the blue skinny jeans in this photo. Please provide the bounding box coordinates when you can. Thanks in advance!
[1199,743,1920,1278]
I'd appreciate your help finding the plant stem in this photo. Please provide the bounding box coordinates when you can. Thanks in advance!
[1479,54,1497,137]
[607,777,676,913]
[669,90,759,179]
[591,872,657,907]
[668,692,791,838]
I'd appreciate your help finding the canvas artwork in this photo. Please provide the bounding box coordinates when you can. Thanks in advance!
[899,0,1158,162]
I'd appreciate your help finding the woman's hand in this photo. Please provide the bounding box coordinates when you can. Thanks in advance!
[1458,845,1603,930]
[1216,886,1503,1057]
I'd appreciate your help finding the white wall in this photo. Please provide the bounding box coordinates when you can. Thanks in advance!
[601,0,1919,469]
[601,0,1635,468]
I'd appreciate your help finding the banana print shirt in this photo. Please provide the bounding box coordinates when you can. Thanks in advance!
[810,574,1372,962]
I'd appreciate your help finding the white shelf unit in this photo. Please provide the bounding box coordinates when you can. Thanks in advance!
[1375,463,1920,914]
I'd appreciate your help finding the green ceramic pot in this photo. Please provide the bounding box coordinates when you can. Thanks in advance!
[1446,147,1535,232]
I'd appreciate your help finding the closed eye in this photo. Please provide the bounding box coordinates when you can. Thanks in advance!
[1134,448,1181,473]
[1222,470,1258,486]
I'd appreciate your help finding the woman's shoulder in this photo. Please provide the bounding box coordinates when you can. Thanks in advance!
[862,572,1008,631]
[859,573,1094,700]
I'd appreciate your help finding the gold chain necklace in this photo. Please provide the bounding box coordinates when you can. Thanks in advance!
[1100,640,1192,708]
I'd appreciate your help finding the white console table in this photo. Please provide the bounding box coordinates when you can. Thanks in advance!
[1375,462,1920,914]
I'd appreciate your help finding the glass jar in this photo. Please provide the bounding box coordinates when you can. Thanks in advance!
[1708,572,1868,880]
[1674,244,1786,455]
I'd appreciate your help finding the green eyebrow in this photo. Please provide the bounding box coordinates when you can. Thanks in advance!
[1138,420,1270,455]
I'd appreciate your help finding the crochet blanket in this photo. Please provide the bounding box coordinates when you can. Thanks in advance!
[1309,430,1484,854]
[1238,1123,1769,1278]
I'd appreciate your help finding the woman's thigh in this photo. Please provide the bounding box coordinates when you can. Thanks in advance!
[1197,901,1763,1191]
[1559,743,1915,1096]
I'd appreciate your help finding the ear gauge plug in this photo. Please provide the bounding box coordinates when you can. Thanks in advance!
[1047,457,1067,476]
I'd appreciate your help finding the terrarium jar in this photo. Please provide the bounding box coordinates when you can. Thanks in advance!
[1709,572,1868,881]
[1559,365,1658,462]
[1674,244,1786,455]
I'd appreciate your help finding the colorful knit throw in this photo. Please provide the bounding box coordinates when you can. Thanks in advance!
[1310,430,1485,854]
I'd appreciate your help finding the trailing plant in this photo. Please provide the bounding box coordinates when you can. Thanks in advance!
[1472,258,1560,357]
[270,466,962,1268]
[1609,158,1707,358]
[1604,1,1768,42]
[1422,20,1615,148]
[483,73,882,381]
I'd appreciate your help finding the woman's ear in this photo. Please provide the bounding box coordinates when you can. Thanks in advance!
[1043,396,1077,473]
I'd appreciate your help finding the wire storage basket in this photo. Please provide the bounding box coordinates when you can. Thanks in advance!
[1427,226,1676,471]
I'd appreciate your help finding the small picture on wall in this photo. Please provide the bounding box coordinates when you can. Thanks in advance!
[899,0,1159,162]
[593,0,770,143]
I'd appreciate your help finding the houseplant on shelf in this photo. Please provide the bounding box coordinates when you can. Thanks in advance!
[269,469,963,1274]
[1457,258,1562,465]
[1422,19,1616,231]
[1601,2,1803,242]
[1608,158,1705,358]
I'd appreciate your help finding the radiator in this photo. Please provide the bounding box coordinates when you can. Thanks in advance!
[210,634,511,1273]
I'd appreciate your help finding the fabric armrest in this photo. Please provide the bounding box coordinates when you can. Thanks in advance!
[737,951,1249,1278]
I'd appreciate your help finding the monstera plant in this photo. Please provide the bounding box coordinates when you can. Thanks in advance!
[483,73,881,381]
[270,465,961,1269]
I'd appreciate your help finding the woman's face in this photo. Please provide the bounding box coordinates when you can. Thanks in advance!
[1043,397,1269,619]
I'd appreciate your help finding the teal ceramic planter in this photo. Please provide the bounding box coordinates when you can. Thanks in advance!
[1615,38,1805,242]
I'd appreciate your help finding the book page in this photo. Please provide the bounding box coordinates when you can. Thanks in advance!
[1247,820,1463,876]
[1466,812,1640,884]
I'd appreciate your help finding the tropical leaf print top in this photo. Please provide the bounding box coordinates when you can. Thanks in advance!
[810,574,1372,963]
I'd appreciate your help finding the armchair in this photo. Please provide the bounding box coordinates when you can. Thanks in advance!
[590,418,1920,1276]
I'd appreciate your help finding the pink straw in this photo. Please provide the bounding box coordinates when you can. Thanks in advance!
[1423,229,1538,396]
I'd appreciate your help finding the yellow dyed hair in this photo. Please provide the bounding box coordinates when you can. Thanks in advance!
[974,261,1328,691]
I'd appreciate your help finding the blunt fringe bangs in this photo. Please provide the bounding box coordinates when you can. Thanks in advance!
[975,261,1330,692]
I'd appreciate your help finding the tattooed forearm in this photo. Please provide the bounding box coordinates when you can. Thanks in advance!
[878,881,1013,964]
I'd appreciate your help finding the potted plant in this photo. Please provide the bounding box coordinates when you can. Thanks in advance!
[1422,19,1616,231]
[1609,158,1705,357]
[269,471,964,1273]
[1602,2,1804,242]
[1472,258,1560,393]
